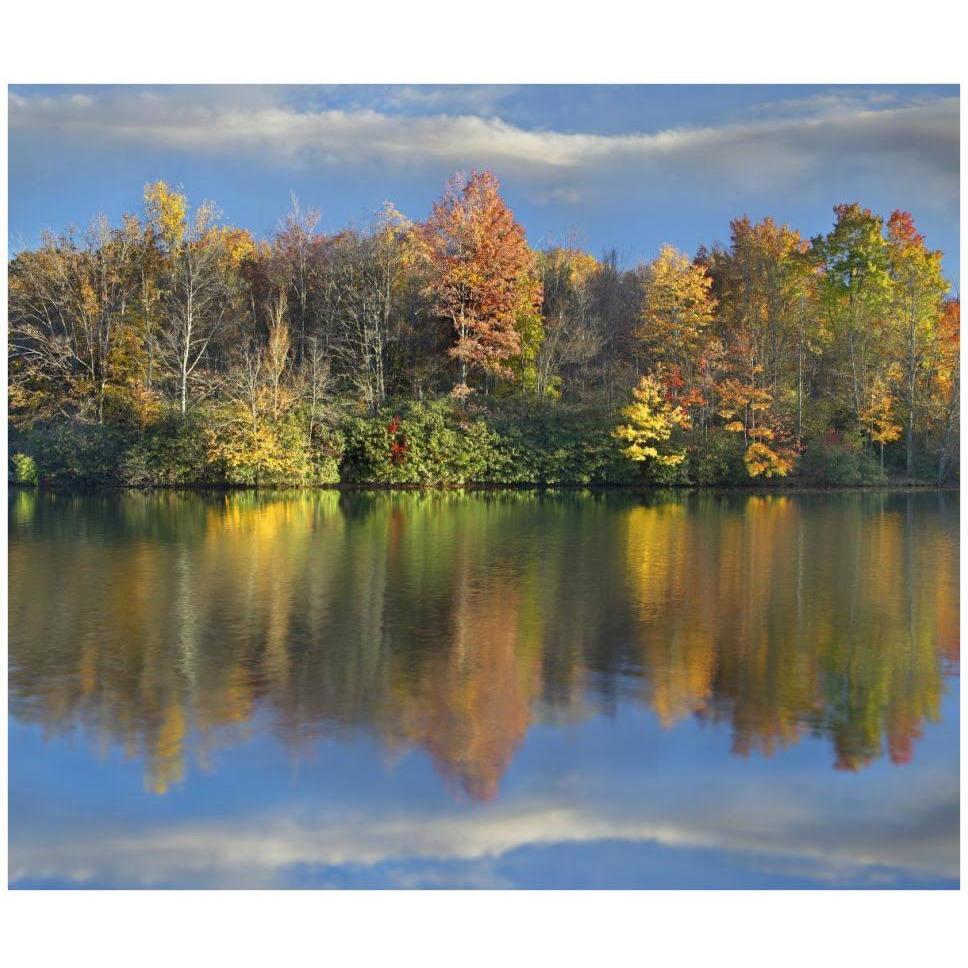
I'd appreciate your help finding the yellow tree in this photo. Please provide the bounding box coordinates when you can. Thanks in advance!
[145,181,250,414]
[719,217,809,393]
[637,244,716,378]
[614,374,691,466]
[716,377,795,478]
[859,374,902,469]
[207,300,311,485]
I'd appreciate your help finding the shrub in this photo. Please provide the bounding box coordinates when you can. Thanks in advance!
[340,398,504,485]
[119,412,222,486]
[10,453,39,485]
[798,440,886,486]
[687,430,749,486]
[484,402,633,485]
[18,421,129,487]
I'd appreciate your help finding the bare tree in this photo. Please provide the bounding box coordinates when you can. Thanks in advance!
[9,215,140,424]
[154,199,236,415]
[533,248,600,399]
[272,195,323,357]
[298,335,336,447]
[328,206,413,411]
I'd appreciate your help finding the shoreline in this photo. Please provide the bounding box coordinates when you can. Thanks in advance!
[9,481,959,495]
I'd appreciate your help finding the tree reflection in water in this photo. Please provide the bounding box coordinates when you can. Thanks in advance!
[8,489,959,799]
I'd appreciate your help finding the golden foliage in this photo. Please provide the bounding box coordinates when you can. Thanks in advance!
[614,374,691,465]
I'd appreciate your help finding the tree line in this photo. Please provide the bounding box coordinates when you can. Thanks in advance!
[8,171,960,487]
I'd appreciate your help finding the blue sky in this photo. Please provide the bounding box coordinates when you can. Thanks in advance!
[9,695,960,889]
[8,84,961,286]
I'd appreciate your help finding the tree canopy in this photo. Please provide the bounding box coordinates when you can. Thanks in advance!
[8,173,959,488]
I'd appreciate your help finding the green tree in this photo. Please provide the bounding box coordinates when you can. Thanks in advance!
[810,204,892,425]
[885,211,950,474]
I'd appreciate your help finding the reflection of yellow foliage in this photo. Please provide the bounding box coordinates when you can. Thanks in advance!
[6,491,958,800]
[622,492,951,768]
[197,666,254,733]
[79,642,98,698]
[625,502,715,724]
[146,704,186,795]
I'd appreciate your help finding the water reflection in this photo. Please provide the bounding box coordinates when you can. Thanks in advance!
[8,489,958,803]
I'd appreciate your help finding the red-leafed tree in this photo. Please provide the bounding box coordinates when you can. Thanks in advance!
[420,171,541,395]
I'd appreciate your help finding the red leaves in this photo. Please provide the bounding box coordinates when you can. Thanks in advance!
[387,415,407,464]
[420,171,541,383]
[886,209,925,249]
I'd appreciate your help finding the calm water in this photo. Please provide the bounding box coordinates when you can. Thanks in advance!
[7,489,960,889]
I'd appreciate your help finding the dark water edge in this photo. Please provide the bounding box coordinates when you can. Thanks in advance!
[8,481,960,494]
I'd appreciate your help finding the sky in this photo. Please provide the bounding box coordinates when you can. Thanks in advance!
[10,695,959,889]
[7,84,961,287]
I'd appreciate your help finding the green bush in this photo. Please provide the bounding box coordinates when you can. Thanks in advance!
[340,398,504,485]
[908,447,942,484]
[483,402,633,485]
[18,421,129,487]
[119,412,221,486]
[687,430,750,486]
[10,452,39,485]
[310,426,344,485]
[798,440,886,486]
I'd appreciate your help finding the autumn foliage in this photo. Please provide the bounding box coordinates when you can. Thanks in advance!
[417,171,543,397]
[7,172,959,487]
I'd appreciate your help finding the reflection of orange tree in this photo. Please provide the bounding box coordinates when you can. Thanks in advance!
[8,489,958,799]
[385,578,540,802]
[363,492,546,801]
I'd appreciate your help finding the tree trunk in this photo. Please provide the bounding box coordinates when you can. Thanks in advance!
[906,397,915,476]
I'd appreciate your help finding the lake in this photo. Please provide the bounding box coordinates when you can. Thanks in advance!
[7,488,960,889]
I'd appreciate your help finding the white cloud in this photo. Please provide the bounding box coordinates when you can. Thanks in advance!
[8,87,959,208]
[10,773,958,888]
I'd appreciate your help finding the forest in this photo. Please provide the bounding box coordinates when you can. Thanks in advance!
[7,171,961,488]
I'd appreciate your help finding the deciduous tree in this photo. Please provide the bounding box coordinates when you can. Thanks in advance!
[614,373,691,466]
[420,172,542,395]
[637,244,716,377]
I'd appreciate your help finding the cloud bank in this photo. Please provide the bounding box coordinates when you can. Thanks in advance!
[8,87,959,209]
[10,771,958,889]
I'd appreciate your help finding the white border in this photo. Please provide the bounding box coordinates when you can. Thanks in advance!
[1,2,965,966]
